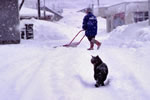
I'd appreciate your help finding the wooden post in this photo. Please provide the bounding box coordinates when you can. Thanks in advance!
[19,0,25,10]
[97,0,100,7]
[43,0,46,19]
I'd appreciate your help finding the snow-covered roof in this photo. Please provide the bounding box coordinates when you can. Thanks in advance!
[20,7,54,17]
[103,1,148,16]
[99,0,147,7]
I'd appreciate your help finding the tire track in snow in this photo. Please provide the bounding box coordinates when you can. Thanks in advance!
[102,46,150,100]
[47,48,76,100]
[17,53,52,100]
[0,49,48,100]
[46,48,92,100]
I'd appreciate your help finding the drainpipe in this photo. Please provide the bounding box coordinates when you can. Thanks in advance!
[97,0,99,7]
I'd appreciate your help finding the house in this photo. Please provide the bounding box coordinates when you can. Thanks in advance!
[94,1,149,32]
[20,7,63,21]
[20,7,54,20]
[40,6,63,21]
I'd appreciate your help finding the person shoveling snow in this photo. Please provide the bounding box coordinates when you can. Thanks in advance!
[82,8,101,50]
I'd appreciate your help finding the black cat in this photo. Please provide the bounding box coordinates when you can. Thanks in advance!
[91,55,108,87]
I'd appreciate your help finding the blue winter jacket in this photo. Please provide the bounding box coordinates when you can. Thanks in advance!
[82,12,97,37]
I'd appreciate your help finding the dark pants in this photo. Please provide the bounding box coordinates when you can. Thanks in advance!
[87,36,95,42]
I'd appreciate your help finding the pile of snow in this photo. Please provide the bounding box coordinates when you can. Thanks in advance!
[20,19,67,40]
[104,21,150,48]
[0,7,150,100]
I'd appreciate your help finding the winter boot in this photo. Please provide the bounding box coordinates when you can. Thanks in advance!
[87,42,94,50]
[92,38,101,50]
[95,40,101,50]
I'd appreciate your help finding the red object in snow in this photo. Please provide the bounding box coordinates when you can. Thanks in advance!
[63,30,85,47]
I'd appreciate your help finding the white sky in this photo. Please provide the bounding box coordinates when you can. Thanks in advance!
[22,0,148,9]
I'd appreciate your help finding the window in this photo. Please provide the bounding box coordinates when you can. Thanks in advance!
[113,13,125,28]
[134,11,149,23]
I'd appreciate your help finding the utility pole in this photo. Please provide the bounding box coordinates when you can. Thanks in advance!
[148,0,150,25]
[91,0,94,12]
[37,0,41,19]
[43,0,46,19]
[97,0,100,7]
[97,0,100,16]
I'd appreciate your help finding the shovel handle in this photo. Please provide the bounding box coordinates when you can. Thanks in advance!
[77,35,85,45]
[68,30,84,46]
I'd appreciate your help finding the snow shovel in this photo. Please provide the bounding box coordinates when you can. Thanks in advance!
[63,30,85,47]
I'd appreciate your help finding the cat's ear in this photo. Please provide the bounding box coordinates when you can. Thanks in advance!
[91,55,94,58]
[96,55,100,58]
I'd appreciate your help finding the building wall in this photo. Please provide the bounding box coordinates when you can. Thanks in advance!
[126,2,148,12]
[105,1,148,32]
[125,12,134,24]
[106,16,111,32]
[107,3,126,16]
[125,2,148,24]
[0,0,20,44]
[93,7,107,17]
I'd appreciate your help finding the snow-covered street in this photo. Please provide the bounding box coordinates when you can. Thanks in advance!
[0,43,150,100]
[0,8,150,100]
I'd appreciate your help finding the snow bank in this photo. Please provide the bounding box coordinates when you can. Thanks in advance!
[104,21,150,48]
[20,19,68,41]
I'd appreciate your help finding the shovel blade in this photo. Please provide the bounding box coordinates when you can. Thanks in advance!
[63,42,79,47]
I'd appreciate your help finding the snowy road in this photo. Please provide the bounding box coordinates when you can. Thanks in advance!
[0,44,150,100]
[1,7,150,100]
